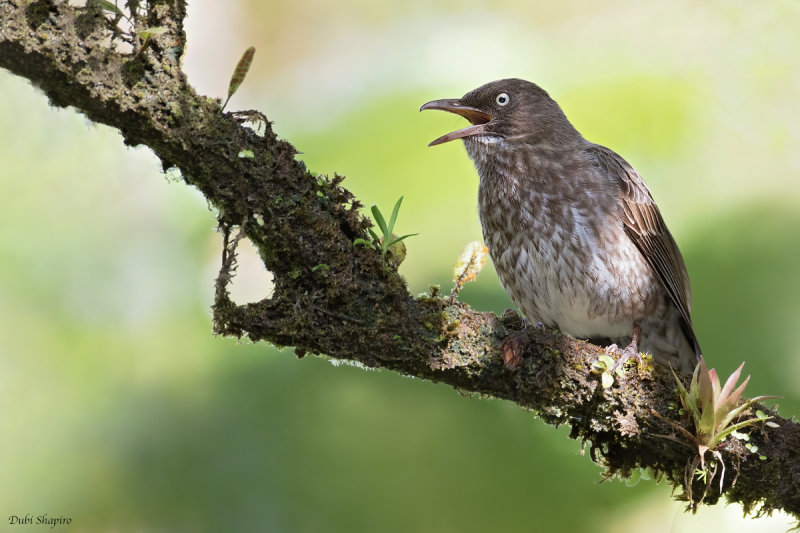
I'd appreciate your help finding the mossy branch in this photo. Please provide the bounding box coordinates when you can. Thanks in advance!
[1,0,798,520]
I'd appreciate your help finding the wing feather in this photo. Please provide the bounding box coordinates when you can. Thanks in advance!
[588,144,701,357]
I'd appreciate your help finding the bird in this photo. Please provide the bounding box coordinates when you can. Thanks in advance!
[420,78,701,372]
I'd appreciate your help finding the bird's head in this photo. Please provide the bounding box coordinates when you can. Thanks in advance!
[420,78,576,147]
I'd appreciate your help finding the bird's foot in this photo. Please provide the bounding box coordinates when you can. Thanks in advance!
[501,330,527,372]
[605,342,642,374]
[499,310,536,371]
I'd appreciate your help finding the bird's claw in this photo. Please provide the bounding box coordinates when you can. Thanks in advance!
[605,343,642,374]
[501,330,528,372]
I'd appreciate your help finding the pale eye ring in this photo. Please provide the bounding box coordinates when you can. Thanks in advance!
[496,93,510,106]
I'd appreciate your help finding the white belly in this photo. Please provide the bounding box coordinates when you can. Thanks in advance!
[484,206,659,340]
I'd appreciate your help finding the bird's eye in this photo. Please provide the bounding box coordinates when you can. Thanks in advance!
[496,93,510,106]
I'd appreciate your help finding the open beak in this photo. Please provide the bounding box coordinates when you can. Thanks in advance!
[420,99,493,146]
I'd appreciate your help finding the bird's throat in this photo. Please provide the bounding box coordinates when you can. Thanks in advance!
[463,137,516,184]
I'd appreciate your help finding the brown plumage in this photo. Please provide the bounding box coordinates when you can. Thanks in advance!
[421,78,701,371]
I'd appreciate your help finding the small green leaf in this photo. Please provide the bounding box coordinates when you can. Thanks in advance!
[718,399,762,432]
[712,416,772,447]
[694,467,708,482]
[758,455,767,461]
[598,355,614,367]
[386,233,419,248]
[765,421,780,428]
[137,26,168,39]
[366,197,417,258]
[223,46,256,111]
[387,196,404,235]
[371,204,389,237]
[311,263,329,272]
[624,469,641,487]
[730,430,749,441]
[99,0,123,15]
[353,238,375,250]
[601,372,614,389]
[590,360,607,374]
[238,149,254,158]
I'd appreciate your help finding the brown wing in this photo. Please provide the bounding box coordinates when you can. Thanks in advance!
[587,144,701,358]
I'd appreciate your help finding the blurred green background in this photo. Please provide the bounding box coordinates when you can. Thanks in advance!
[2,1,799,531]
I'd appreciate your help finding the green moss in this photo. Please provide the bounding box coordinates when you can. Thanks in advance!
[25,0,56,28]
[74,0,103,39]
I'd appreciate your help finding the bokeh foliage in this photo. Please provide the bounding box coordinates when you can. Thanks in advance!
[2,1,799,531]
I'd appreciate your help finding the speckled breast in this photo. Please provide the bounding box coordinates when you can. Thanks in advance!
[467,139,663,340]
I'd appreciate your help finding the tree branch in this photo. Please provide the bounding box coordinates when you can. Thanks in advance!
[1,0,797,520]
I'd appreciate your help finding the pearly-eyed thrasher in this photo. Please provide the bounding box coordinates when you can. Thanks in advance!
[421,78,701,372]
